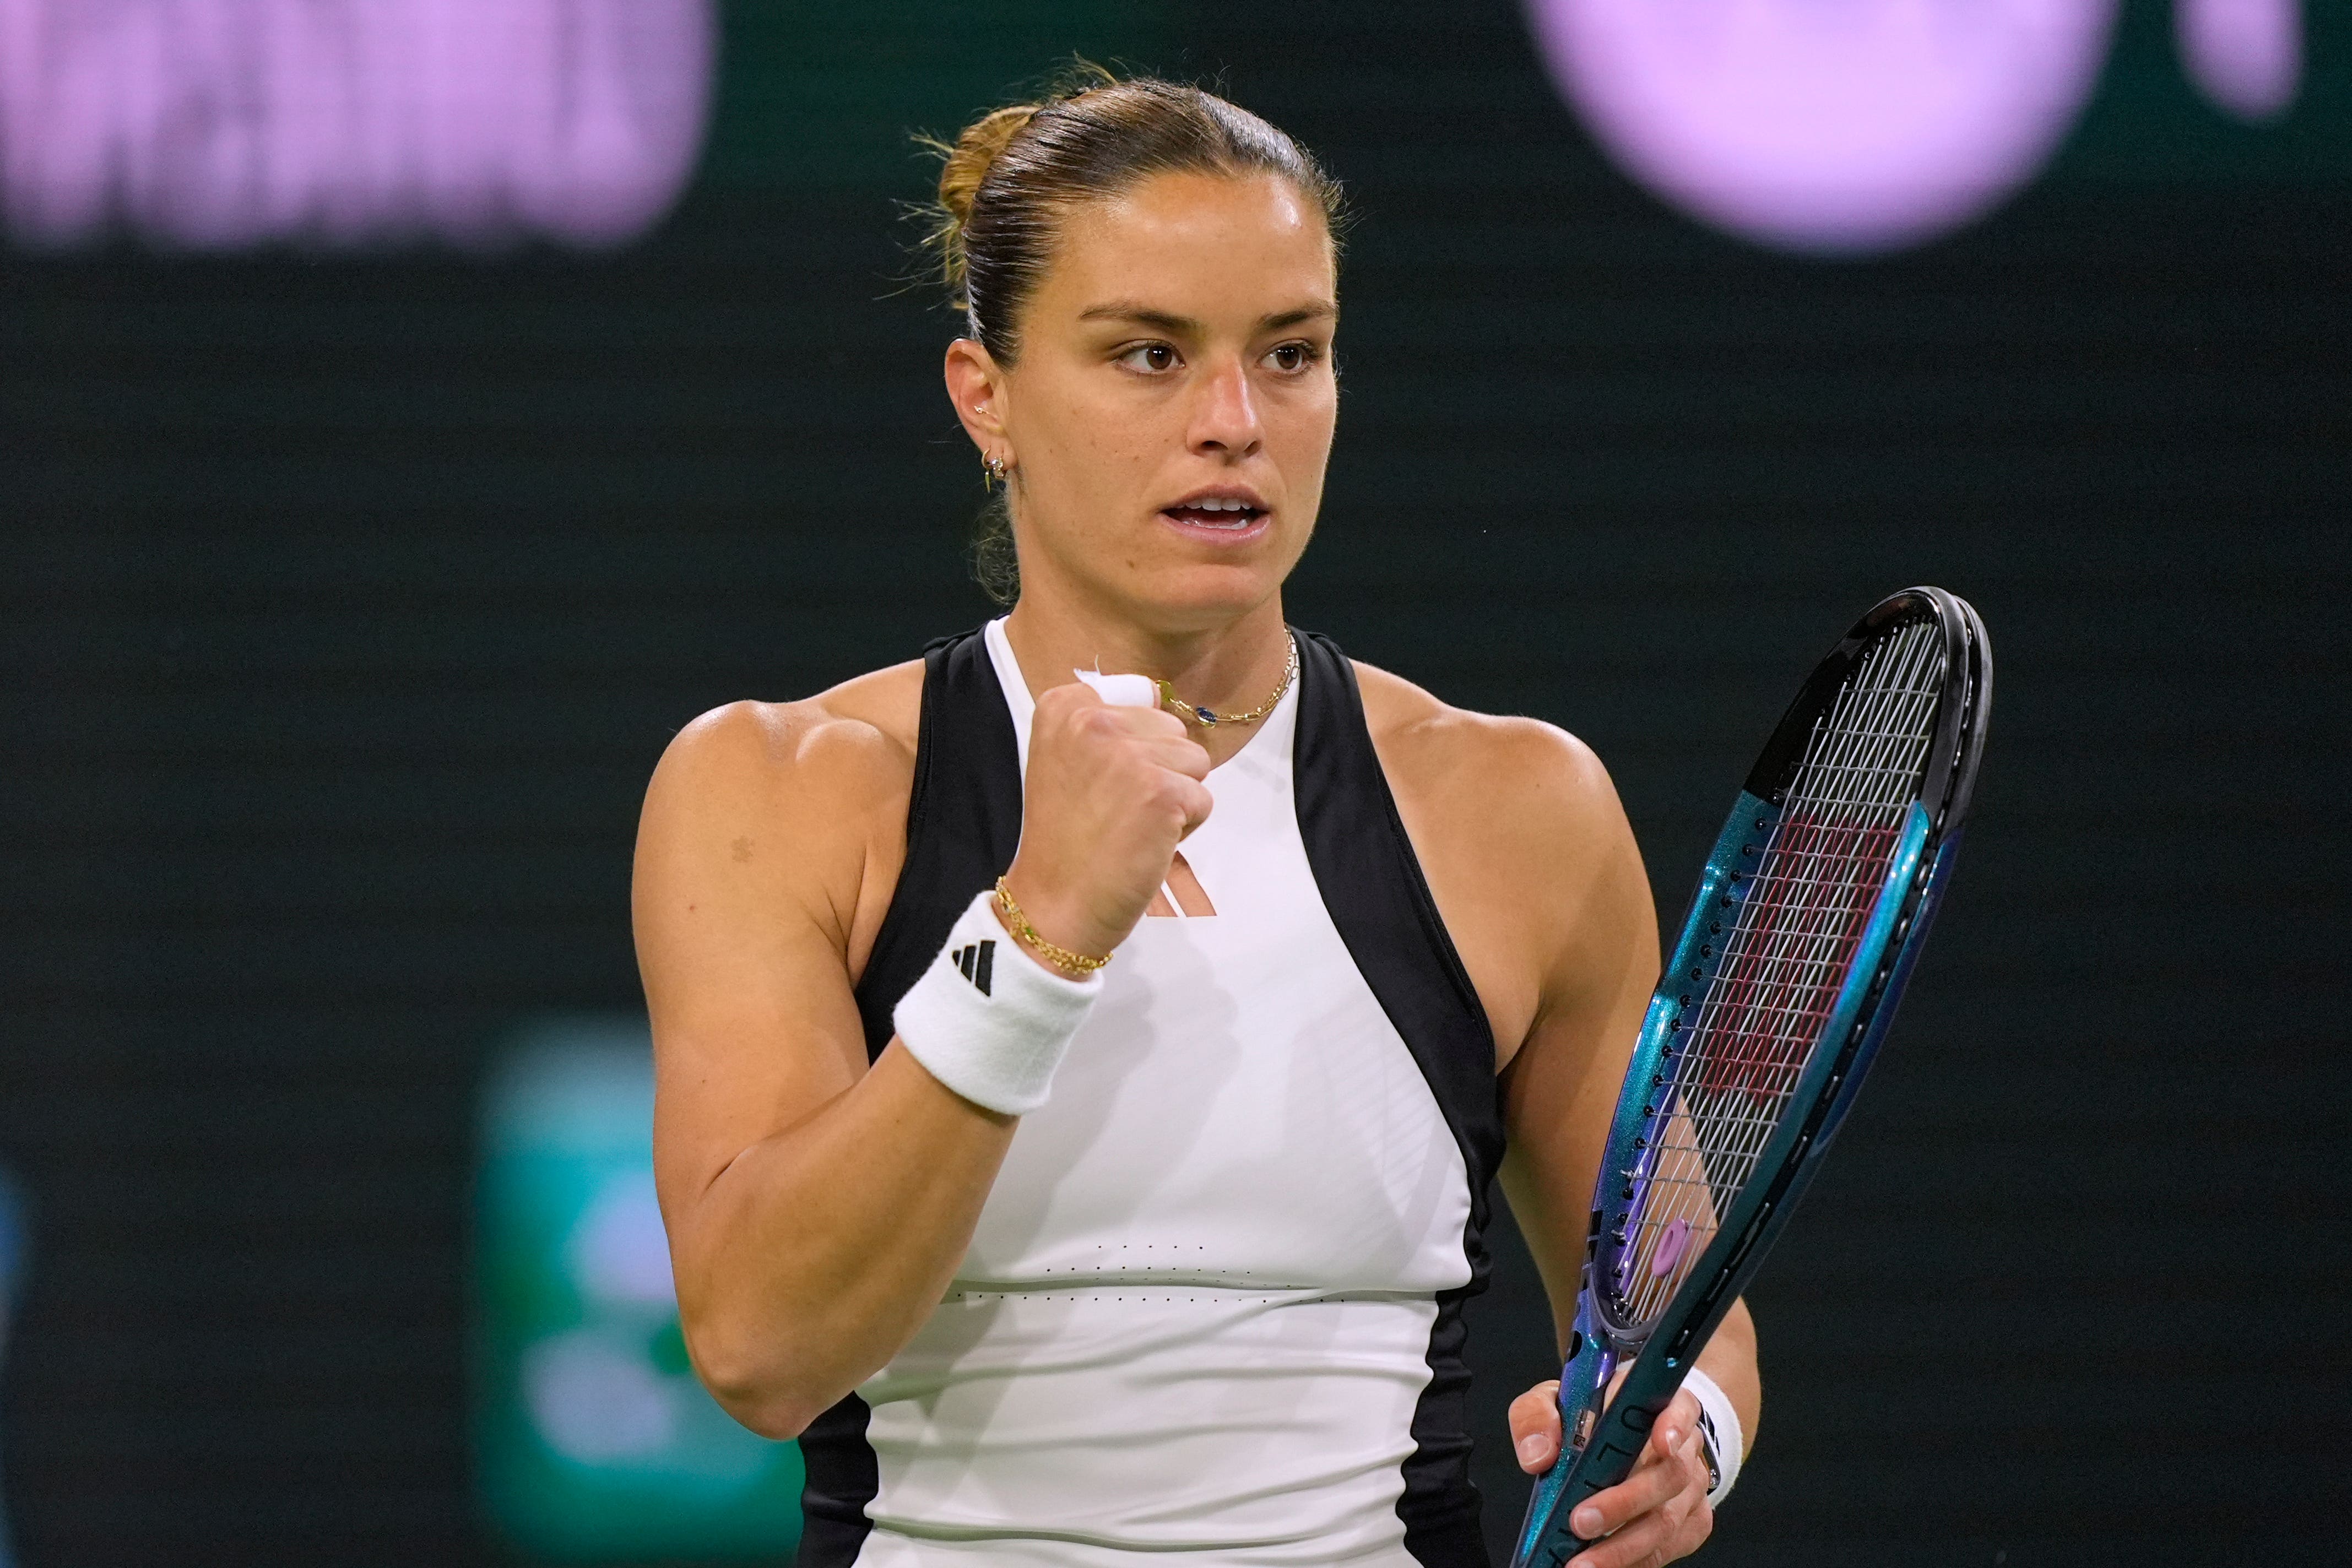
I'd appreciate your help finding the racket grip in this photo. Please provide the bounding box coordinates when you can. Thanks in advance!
[1511,1305,1616,1568]
[1516,1395,1678,1567]
[1514,1304,1687,1567]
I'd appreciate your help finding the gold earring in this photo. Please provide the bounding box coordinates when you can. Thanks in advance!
[982,455,1008,489]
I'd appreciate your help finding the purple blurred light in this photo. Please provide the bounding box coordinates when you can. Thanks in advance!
[0,0,714,249]
[2177,0,2301,123]
[1524,0,2119,256]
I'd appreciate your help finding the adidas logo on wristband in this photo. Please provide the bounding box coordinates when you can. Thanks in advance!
[895,889,1099,1116]
[950,940,995,996]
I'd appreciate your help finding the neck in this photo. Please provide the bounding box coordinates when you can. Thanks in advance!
[1001,593,1293,768]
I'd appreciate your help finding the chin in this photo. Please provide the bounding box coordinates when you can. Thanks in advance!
[1115,558,1285,630]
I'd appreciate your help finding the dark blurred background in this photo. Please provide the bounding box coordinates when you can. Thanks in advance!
[3,1,2346,1564]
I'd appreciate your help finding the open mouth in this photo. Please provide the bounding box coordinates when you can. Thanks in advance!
[1160,497,1267,531]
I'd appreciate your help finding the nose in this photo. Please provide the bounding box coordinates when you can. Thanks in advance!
[1186,355,1264,459]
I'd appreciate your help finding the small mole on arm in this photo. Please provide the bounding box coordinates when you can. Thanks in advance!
[731,837,755,864]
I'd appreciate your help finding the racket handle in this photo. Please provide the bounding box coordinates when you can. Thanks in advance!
[1515,1393,1678,1566]
[1513,1309,1679,1568]
[1513,1303,1617,1568]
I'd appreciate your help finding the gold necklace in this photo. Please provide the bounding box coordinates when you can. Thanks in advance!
[1156,634,1299,729]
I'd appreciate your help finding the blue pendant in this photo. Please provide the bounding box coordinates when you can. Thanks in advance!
[1195,706,1218,725]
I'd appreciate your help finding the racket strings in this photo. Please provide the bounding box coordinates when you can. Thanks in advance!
[1614,618,1946,1322]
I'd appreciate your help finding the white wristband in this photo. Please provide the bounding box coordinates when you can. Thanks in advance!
[1681,1366,1744,1507]
[892,888,1102,1115]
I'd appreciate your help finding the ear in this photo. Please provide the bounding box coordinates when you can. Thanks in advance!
[944,338,1010,454]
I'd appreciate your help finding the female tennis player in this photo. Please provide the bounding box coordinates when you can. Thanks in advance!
[633,73,1760,1567]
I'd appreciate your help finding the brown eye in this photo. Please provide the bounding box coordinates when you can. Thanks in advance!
[1266,342,1316,372]
[1119,343,1179,373]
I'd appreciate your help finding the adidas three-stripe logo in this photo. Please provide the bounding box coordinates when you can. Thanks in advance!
[950,939,995,996]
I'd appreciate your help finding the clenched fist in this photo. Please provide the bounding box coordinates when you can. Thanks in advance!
[998,681,1213,964]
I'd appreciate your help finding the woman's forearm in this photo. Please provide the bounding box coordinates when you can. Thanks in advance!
[1694,1296,1762,1449]
[670,1041,1016,1437]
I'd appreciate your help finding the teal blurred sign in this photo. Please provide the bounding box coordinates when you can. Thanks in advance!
[0,1168,26,1568]
[475,1017,801,1558]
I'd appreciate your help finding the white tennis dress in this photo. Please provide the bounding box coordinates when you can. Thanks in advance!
[806,620,1502,1567]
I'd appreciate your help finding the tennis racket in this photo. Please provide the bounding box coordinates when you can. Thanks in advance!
[1512,585,1993,1568]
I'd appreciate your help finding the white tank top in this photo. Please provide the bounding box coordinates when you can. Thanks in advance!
[847,619,1476,1566]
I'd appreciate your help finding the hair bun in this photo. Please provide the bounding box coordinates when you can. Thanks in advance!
[918,67,1338,364]
[937,104,1041,237]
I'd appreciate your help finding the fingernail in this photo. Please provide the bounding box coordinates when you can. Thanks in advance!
[1573,1505,1602,1536]
[1662,1425,1682,1448]
[1516,1434,1550,1468]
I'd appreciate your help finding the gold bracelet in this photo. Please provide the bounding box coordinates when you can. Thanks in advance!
[993,876,1112,976]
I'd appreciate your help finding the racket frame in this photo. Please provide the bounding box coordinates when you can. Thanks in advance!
[1513,588,1991,1568]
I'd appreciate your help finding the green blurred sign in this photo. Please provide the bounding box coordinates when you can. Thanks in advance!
[475,1017,801,1559]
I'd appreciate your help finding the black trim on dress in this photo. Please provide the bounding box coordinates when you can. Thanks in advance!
[852,629,1026,1060]
[804,630,1022,1568]
[795,1393,879,1567]
[1292,631,1505,1566]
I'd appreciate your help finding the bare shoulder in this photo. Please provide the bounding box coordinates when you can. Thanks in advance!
[636,659,925,963]
[1353,659,1650,1060]
[647,660,924,821]
[1352,659,1624,850]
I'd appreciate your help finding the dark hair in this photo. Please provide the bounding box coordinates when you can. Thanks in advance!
[920,68,1345,602]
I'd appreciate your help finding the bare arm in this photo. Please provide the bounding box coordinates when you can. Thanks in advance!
[1494,769,1762,1453]
[636,677,1213,1439]
[636,696,1022,1439]
[1490,740,1761,1565]
[1401,709,1758,1566]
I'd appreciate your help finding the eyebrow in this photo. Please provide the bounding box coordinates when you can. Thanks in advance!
[1076,301,1338,333]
